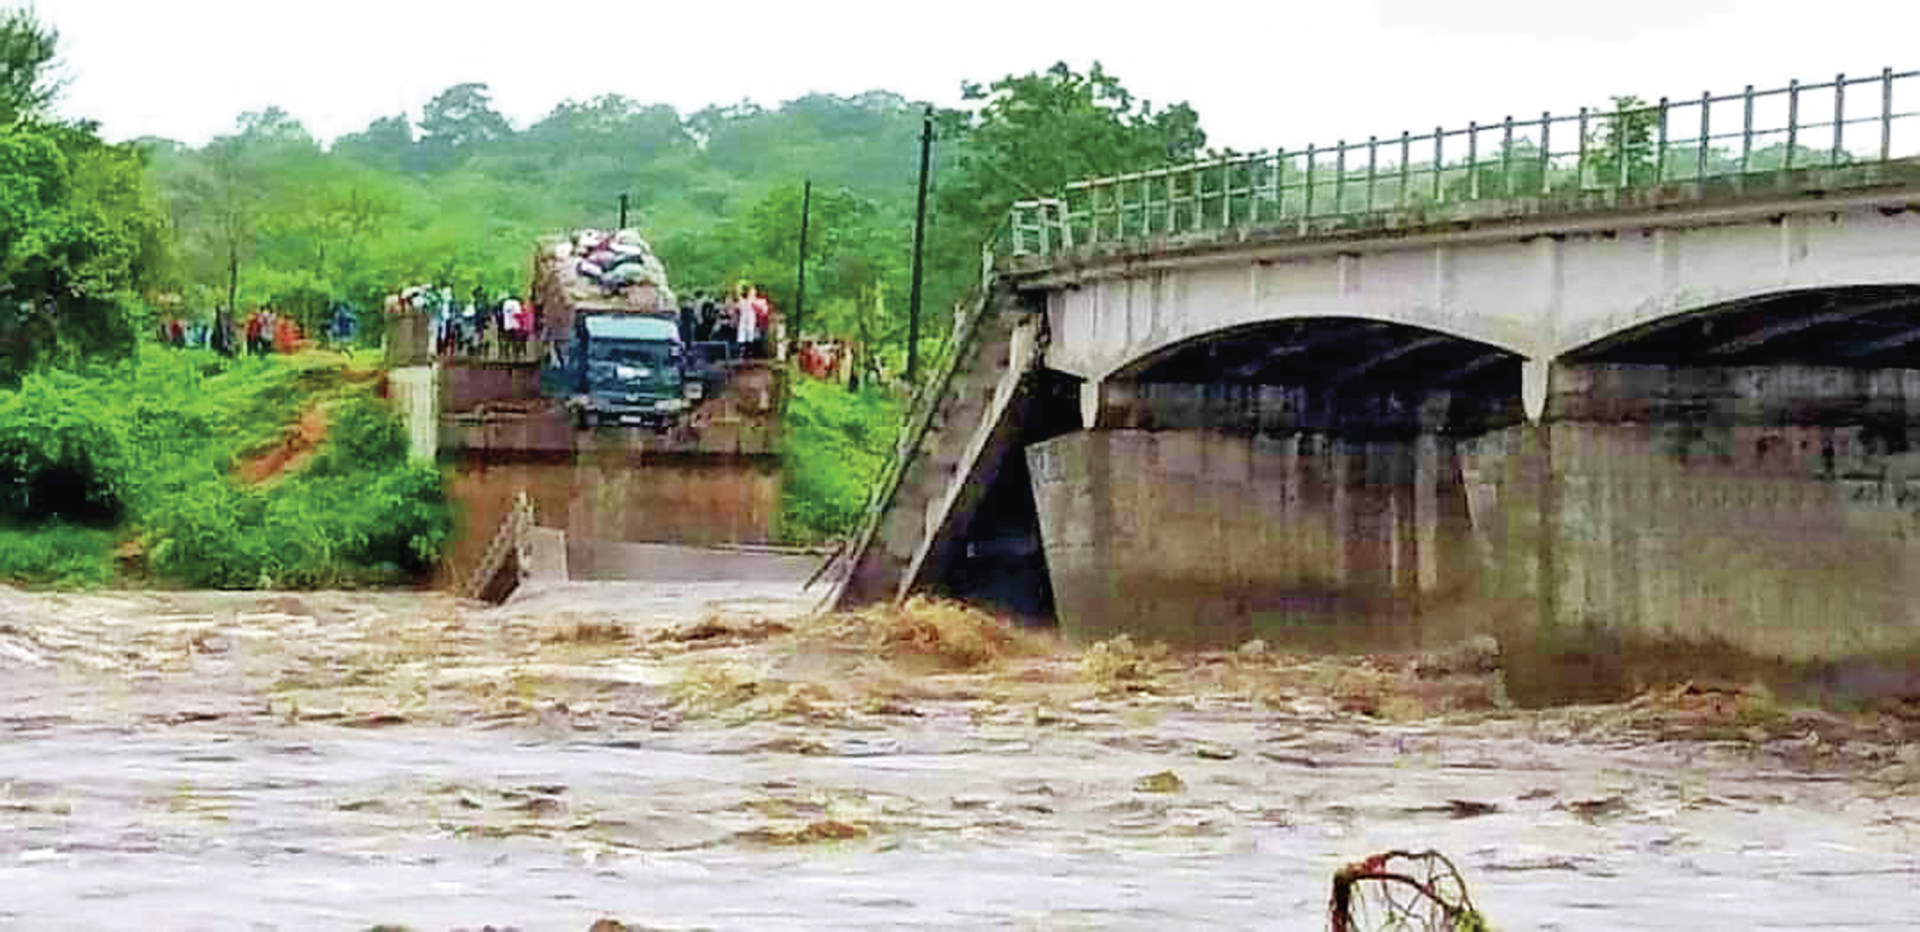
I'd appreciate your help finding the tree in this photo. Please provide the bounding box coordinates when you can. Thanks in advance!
[0,11,167,378]
[416,83,513,171]
[1585,95,1659,189]
[0,7,60,123]
[333,114,414,171]
[936,61,1206,240]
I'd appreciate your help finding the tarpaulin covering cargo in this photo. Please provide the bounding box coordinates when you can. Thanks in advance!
[533,228,677,342]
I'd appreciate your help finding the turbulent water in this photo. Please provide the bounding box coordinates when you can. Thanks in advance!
[0,581,1915,931]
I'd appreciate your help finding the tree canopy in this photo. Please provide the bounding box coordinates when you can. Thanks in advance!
[0,9,167,380]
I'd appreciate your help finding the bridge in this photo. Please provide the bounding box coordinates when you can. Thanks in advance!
[833,68,1920,702]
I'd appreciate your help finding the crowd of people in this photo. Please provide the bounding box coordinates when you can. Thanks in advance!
[157,306,352,357]
[677,284,775,359]
[385,285,537,359]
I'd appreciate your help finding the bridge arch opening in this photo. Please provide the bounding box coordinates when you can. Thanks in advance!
[1565,284,1920,366]
[1103,316,1527,436]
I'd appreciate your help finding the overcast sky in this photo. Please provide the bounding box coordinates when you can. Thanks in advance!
[37,0,1920,155]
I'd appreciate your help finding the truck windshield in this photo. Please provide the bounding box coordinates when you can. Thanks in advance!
[586,340,676,368]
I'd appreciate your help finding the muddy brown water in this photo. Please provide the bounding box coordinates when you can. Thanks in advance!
[0,582,1916,931]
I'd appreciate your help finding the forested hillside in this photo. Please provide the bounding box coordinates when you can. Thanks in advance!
[139,65,1211,378]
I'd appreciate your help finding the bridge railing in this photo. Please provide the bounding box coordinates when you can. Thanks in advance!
[1003,67,1920,259]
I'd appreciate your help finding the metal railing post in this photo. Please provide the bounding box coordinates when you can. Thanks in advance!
[1832,73,1846,166]
[1365,136,1378,213]
[1304,144,1317,218]
[1785,79,1800,170]
[1697,91,1711,179]
[1165,172,1176,234]
[1882,67,1895,163]
[1090,185,1103,246]
[1655,97,1669,183]
[1539,111,1552,195]
[1501,116,1514,197]
[1577,107,1589,189]
[1273,152,1287,222]
[1187,166,1201,232]
[1615,102,1629,190]
[1741,84,1755,173]
[1467,121,1480,199]
[1432,128,1444,203]
[1398,132,1411,208]
[1222,160,1233,228]
[1334,141,1348,214]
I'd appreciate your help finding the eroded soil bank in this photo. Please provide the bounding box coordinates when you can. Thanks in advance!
[1,583,1916,930]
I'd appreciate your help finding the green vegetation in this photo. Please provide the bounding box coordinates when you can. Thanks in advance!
[0,4,1240,581]
[0,350,451,589]
[136,58,1217,383]
[780,377,905,545]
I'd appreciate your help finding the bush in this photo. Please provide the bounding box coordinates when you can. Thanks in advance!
[0,352,455,590]
[780,377,902,544]
[0,370,129,523]
[0,521,115,587]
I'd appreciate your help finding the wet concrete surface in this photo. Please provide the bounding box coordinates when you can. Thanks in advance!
[1,582,1916,931]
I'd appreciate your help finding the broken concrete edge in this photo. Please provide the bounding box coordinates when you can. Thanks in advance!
[827,281,1012,611]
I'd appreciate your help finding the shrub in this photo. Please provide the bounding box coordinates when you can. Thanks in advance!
[780,378,902,544]
[0,353,456,590]
[0,521,115,587]
[0,370,128,523]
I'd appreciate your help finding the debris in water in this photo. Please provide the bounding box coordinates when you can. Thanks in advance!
[1414,636,1502,680]
[1559,794,1631,823]
[655,615,793,645]
[1082,635,1168,689]
[738,819,869,845]
[542,622,631,645]
[1402,799,1501,819]
[1134,770,1186,794]
[1328,849,1489,932]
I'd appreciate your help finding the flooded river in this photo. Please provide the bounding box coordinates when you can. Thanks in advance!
[1,582,1915,931]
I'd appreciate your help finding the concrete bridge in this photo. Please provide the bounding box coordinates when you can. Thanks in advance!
[836,69,1920,702]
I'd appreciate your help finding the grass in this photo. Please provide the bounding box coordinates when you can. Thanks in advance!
[0,344,452,590]
[779,374,904,545]
[0,522,118,588]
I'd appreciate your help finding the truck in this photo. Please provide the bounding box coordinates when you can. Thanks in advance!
[562,312,704,430]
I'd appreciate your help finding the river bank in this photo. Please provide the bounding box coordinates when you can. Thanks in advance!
[2,583,1916,930]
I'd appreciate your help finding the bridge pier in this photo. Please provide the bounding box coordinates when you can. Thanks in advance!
[1031,381,1500,649]
[1025,363,1920,701]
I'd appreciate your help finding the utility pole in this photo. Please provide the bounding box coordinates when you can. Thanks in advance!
[907,106,933,384]
[794,179,811,345]
[618,193,629,229]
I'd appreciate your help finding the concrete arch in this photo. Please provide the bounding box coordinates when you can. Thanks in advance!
[1104,314,1526,388]
[1040,262,1535,384]
[1560,282,1920,362]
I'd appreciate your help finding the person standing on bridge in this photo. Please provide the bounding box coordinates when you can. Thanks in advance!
[678,294,698,346]
[734,283,759,359]
[750,288,771,359]
[699,292,720,342]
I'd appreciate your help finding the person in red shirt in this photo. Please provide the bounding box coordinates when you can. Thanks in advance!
[750,288,771,358]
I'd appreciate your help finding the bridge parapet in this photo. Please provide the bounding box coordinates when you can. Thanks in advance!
[999,68,1920,267]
